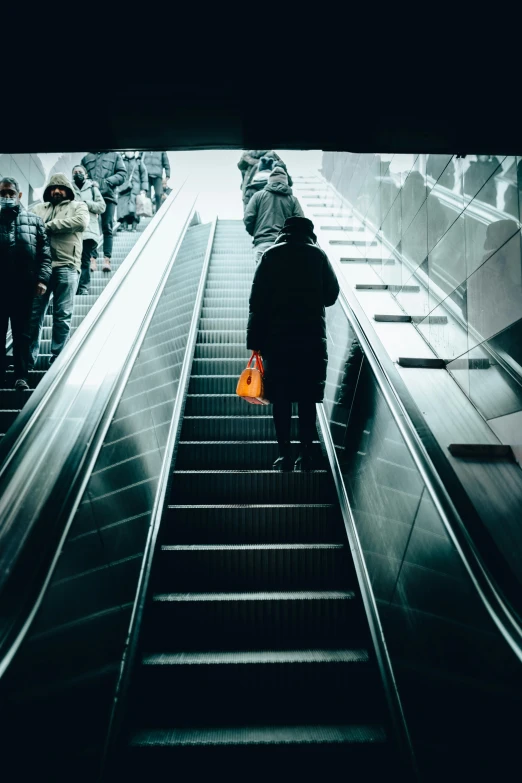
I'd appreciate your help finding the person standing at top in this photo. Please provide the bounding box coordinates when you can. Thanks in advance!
[247,217,339,471]
[0,177,52,390]
[71,165,106,295]
[81,151,126,273]
[142,151,171,214]
[116,152,149,232]
[29,173,89,368]
[244,167,304,264]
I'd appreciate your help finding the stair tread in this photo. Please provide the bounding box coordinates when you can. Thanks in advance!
[161,543,343,551]
[154,591,355,602]
[130,724,387,746]
[168,503,336,508]
[142,649,369,665]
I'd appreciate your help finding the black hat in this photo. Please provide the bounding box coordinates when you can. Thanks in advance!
[282,216,315,235]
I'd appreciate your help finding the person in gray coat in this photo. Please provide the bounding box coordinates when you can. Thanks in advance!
[244,167,304,264]
[80,151,126,271]
[117,152,149,233]
[71,165,106,295]
[142,152,171,213]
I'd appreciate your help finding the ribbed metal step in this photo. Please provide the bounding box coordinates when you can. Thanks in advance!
[188,375,239,394]
[136,649,378,725]
[181,415,296,440]
[126,724,389,781]
[157,543,347,591]
[164,503,343,543]
[191,358,248,375]
[148,590,360,648]
[194,344,250,359]
[170,470,335,504]
[184,395,291,417]
[175,441,323,470]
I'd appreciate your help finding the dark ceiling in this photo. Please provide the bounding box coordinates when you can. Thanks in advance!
[6,14,520,155]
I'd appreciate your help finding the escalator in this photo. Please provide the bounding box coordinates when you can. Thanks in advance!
[120,219,398,779]
[0,219,149,443]
[0,184,520,783]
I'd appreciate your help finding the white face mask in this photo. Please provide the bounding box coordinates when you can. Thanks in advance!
[0,197,17,209]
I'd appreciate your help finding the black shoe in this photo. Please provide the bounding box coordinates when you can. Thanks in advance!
[14,378,30,391]
[295,444,313,471]
[77,288,89,296]
[273,443,293,471]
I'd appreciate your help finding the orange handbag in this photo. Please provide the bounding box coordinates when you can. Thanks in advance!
[236,351,270,405]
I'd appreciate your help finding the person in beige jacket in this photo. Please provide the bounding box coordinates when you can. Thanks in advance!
[29,173,89,368]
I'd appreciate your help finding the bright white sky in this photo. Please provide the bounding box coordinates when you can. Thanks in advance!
[36,149,323,220]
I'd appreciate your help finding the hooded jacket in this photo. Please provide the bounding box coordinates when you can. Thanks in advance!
[80,152,127,204]
[72,178,106,243]
[244,176,304,246]
[142,152,170,179]
[0,203,52,286]
[31,174,89,272]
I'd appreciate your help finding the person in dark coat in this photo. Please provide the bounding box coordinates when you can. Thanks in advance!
[244,167,304,264]
[237,150,269,208]
[142,152,170,213]
[0,176,52,389]
[116,152,149,232]
[81,151,126,272]
[247,216,340,470]
[464,155,502,207]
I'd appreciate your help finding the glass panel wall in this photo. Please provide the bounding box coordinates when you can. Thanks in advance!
[321,151,522,465]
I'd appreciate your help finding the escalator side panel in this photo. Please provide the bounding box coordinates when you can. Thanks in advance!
[0,223,211,781]
[324,298,522,780]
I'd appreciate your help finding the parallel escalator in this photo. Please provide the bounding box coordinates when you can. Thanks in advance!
[0,220,149,443]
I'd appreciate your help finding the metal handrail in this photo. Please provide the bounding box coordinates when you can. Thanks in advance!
[0,181,197,677]
[101,218,218,777]
[329,281,522,661]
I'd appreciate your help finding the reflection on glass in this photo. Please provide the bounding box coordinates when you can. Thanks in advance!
[321,150,522,414]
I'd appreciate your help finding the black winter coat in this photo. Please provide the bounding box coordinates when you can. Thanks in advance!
[0,205,52,287]
[81,152,127,204]
[247,237,340,401]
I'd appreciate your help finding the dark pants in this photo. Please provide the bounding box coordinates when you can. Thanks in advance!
[272,400,317,446]
[148,176,163,212]
[29,266,78,368]
[0,287,34,382]
[100,200,116,258]
[78,238,97,293]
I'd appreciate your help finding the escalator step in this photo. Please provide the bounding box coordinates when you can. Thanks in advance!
[194,344,250,359]
[157,543,347,591]
[0,389,33,407]
[184,394,289,416]
[181,415,292,440]
[196,331,247,345]
[5,370,46,388]
[164,503,343,543]
[148,590,360,648]
[135,649,378,725]
[170,470,335,504]
[191,358,252,375]
[0,410,21,431]
[188,376,238,394]
[126,725,389,781]
[175,441,323,470]
[199,318,248,330]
